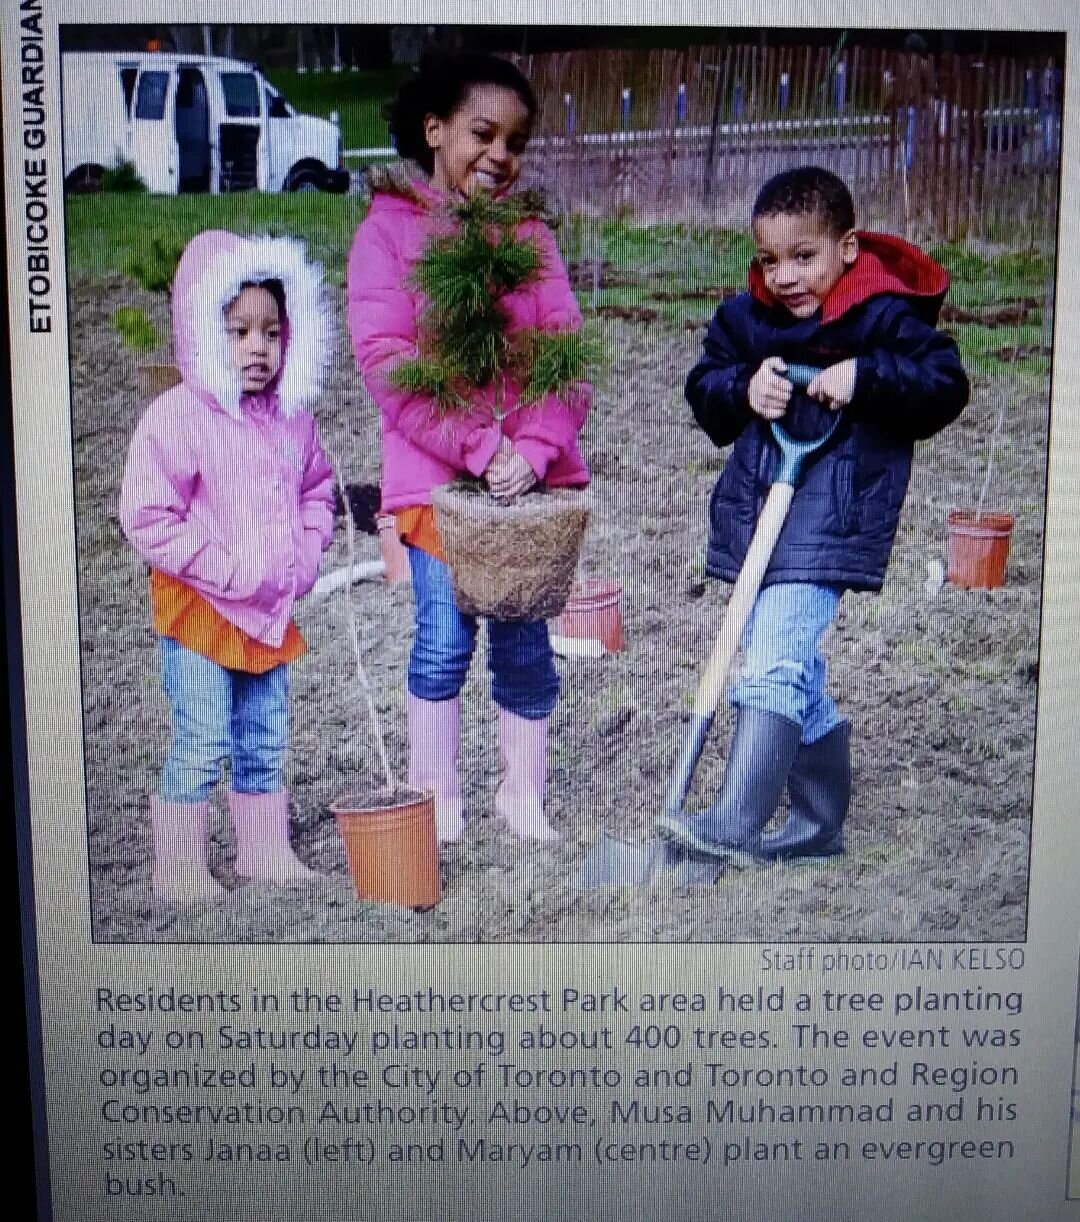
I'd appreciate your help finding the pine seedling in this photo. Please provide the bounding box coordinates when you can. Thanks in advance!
[520,329,604,402]
[415,229,496,317]
[389,357,467,411]
[391,188,597,415]
[489,232,542,295]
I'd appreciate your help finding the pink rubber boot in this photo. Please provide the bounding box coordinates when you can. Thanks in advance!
[229,790,318,884]
[493,708,558,841]
[149,796,227,903]
[408,694,465,843]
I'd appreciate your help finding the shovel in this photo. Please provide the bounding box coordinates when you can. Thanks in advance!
[578,364,837,889]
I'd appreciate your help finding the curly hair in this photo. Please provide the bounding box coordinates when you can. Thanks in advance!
[384,50,537,175]
[751,166,856,235]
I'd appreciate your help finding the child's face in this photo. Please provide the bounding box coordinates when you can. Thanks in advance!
[225,285,282,394]
[752,212,858,318]
[425,83,532,199]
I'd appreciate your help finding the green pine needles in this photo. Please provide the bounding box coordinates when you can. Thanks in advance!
[390,192,597,413]
[521,330,603,402]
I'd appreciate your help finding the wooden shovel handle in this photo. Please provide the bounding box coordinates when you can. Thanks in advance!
[692,482,795,718]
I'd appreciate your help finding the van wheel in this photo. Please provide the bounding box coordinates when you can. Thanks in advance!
[65,164,104,194]
[285,168,322,193]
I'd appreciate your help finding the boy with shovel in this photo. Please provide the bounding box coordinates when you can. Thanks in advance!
[658,166,968,864]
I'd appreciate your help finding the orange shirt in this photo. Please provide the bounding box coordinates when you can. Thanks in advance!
[149,569,305,674]
[395,506,445,561]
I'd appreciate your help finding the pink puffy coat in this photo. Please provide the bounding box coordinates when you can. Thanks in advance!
[119,230,336,648]
[346,172,591,511]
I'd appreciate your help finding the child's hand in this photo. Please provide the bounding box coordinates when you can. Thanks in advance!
[807,360,857,410]
[484,435,513,487]
[487,447,537,500]
[748,357,793,420]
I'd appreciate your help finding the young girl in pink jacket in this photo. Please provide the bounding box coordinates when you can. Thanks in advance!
[347,52,591,844]
[120,230,336,903]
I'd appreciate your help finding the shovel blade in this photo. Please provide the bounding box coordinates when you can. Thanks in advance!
[578,834,723,889]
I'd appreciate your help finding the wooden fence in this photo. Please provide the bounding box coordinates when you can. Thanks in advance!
[517,46,1063,243]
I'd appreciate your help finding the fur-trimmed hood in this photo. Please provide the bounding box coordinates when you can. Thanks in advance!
[363,161,558,227]
[170,229,333,420]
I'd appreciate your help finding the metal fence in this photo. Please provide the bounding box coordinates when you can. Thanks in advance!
[517,45,1063,243]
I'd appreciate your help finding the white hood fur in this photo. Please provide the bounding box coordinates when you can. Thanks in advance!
[181,233,333,420]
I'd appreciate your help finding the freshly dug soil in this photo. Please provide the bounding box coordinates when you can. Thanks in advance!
[330,784,429,813]
[70,272,1043,944]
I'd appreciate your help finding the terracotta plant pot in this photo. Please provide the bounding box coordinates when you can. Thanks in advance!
[377,514,411,584]
[554,579,626,652]
[138,362,182,399]
[946,510,1015,589]
[330,788,441,910]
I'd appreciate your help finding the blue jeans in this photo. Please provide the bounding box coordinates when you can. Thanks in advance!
[731,581,843,744]
[158,636,289,803]
[407,546,559,720]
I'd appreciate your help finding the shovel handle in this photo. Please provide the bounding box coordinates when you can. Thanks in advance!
[784,363,823,389]
[665,482,795,818]
[693,481,795,718]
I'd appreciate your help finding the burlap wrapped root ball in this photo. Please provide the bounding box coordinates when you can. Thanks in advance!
[431,484,590,620]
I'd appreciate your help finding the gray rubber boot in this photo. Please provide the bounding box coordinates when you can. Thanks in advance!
[759,721,850,860]
[657,708,803,862]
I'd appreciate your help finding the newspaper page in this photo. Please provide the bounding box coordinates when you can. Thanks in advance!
[4,1,1078,1217]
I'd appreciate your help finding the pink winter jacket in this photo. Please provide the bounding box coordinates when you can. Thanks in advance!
[346,172,591,510]
[119,230,336,649]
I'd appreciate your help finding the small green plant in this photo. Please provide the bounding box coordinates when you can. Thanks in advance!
[929,243,988,282]
[113,306,160,353]
[123,233,186,293]
[521,330,604,401]
[390,191,600,412]
[101,160,147,193]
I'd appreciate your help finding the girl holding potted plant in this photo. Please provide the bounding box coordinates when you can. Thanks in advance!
[346,51,592,845]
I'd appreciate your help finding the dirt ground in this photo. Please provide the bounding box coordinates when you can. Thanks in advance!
[72,273,1042,944]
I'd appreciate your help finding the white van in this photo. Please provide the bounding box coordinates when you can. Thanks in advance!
[61,51,350,194]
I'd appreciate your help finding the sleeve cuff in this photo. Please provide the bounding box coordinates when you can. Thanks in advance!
[852,355,877,411]
[512,436,559,479]
[462,426,504,477]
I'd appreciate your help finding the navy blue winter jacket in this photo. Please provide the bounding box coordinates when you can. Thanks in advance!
[686,231,970,592]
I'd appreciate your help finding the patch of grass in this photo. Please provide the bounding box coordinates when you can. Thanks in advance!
[113,306,160,353]
[929,243,990,281]
[851,842,909,869]
[123,232,187,294]
[994,250,1049,282]
[265,68,410,155]
[573,218,755,290]
[952,321,1048,379]
[66,193,365,286]
[101,161,147,193]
